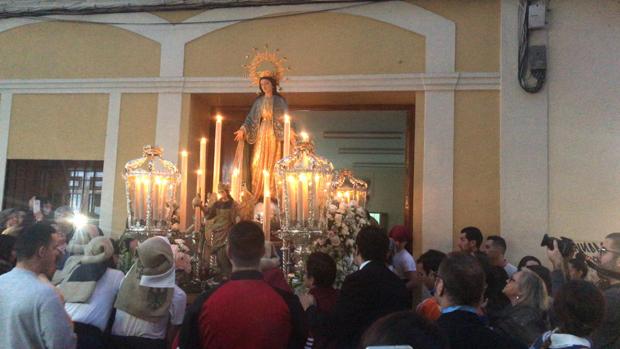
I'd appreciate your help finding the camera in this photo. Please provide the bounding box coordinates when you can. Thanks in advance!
[541,234,575,258]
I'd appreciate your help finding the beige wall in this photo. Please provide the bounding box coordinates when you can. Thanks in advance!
[408,0,500,72]
[413,91,425,256]
[453,91,500,245]
[0,22,160,79]
[548,0,620,240]
[185,12,425,77]
[8,94,108,160]
[111,94,158,236]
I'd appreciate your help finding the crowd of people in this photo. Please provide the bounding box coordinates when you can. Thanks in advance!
[1,201,619,349]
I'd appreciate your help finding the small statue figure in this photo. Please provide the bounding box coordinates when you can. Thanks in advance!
[197,184,238,277]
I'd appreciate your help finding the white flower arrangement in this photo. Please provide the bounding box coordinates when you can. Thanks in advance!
[312,199,370,287]
[171,239,192,274]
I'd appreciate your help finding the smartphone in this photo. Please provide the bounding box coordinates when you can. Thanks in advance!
[33,200,41,214]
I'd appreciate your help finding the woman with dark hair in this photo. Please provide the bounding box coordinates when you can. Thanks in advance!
[518,255,542,271]
[359,311,448,349]
[568,257,588,280]
[530,280,605,349]
[476,252,511,320]
[233,75,289,200]
[494,268,550,347]
[1,208,35,237]
[0,235,16,275]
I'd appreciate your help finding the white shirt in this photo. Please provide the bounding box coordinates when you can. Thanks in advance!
[392,249,417,279]
[504,262,518,277]
[65,268,124,331]
[111,285,187,339]
[360,260,371,270]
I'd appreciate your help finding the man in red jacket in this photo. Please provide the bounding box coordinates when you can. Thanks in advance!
[178,221,306,349]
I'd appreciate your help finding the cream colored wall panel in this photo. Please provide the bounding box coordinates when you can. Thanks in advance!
[111,94,158,237]
[548,0,620,242]
[453,91,500,245]
[185,12,425,77]
[409,0,499,72]
[413,91,424,256]
[0,22,160,79]
[8,94,108,160]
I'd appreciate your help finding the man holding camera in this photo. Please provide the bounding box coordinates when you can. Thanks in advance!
[547,233,620,349]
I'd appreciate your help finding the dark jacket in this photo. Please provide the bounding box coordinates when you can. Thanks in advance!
[438,310,524,349]
[306,260,409,349]
[592,284,620,349]
[550,270,620,349]
[493,304,549,347]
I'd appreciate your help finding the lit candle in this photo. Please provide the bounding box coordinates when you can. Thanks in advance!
[143,176,152,227]
[300,173,308,224]
[194,169,202,232]
[134,176,142,225]
[180,150,188,229]
[196,169,203,195]
[287,175,297,225]
[263,169,271,240]
[199,137,207,201]
[212,115,223,192]
[283,114,291,158]
[300,131,309,143]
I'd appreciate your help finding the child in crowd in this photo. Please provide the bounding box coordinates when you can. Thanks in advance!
[303,252,339,349]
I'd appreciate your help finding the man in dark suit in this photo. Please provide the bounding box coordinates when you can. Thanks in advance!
[436,252,522,349]
[302,226,409,349]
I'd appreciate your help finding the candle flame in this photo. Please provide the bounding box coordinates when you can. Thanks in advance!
[287,175,296,183]
[299,173,307,182]
[196,169,203,175]
[181,150,188,157]
[200,137,207,144]
[300,131,309,142]
[263,169,269,177]
[284,114,290,123]
[315,175,321,182]
[216,114,223,122]
[264,190,271,197]
[232,168,240,176]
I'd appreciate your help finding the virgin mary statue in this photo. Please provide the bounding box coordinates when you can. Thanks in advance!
[234,73,289,201]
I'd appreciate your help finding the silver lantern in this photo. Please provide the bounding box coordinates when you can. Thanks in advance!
[123,145,180,238]
[275,134,334,275]
[332,169,369,208]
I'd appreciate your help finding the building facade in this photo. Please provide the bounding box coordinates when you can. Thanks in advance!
[0,0,618,262]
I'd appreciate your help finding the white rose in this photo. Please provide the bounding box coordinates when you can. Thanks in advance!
[328,204,338,213]
[341,225,349,236]
[334,214,343,226]
[346,239,355,247]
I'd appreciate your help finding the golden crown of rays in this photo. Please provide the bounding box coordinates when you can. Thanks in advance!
[243,44,291,87]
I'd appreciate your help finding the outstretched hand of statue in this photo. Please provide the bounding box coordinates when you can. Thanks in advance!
[234,128,245,142]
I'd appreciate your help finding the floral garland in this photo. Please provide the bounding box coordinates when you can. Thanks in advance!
[311,199,370,287]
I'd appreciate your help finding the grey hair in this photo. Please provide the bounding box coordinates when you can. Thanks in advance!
[54,205,74,220]
[517,268,550,310]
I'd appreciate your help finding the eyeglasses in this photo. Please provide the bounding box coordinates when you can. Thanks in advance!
[599,246,620,256]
